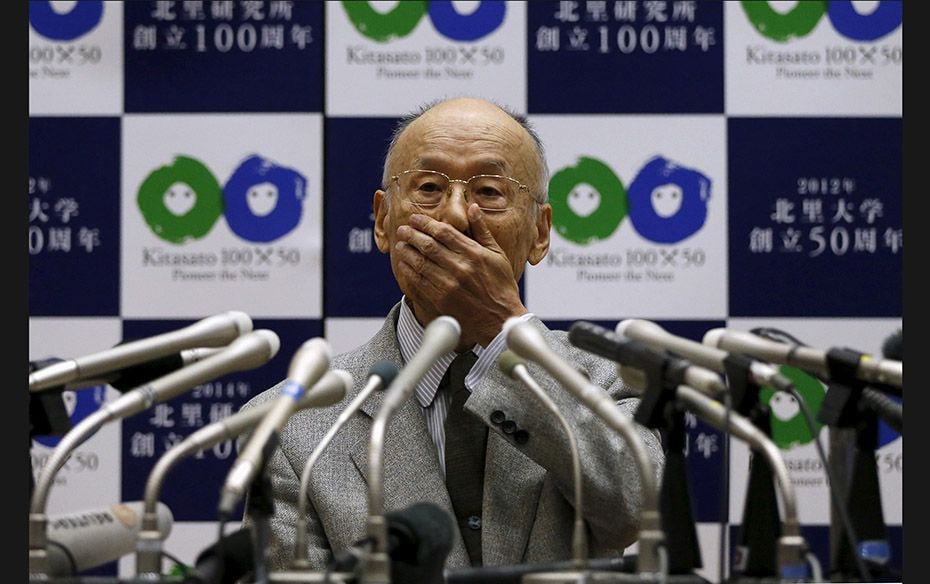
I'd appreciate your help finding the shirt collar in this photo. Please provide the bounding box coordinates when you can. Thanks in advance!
[397,297,484,408]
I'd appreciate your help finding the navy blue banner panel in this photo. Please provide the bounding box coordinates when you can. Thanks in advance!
[324,117,403,317]
[29,116,121,316]
[728,117,902,317]
[124,1,324,112]
[527,0,724,113]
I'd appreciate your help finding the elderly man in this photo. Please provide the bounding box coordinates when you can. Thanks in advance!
[242,96,664,573]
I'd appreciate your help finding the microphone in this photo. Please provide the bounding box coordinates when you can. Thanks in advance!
[44,500,172,577]
[74,346,227,392]
[672,385,810,579]
[881,328,902,362]
[185,527,255,584]
[364,316,461,583]
[291,361,399,569]
[29,310,253,392]
[614,319,795,394]
[136,369,352,577]
[568,320,729,399]
[30,329,281,578]
[502,317,665,576]
[497,350,589,571]
[219,337,333,517]
[702,327,902,389]
[331,501,455,584]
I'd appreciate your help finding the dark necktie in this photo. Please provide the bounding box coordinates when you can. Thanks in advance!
[441,350,485,567]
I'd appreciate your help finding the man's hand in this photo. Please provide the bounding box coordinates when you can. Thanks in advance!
[393,206,528,347]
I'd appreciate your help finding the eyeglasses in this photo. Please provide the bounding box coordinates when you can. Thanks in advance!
[389,169,531,213]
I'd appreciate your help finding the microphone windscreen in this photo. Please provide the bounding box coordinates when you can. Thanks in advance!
[369,360,400,389]
[386,501,455,584]
[108,352,185,391]
[882,328,902,361]
[193,527,255,584]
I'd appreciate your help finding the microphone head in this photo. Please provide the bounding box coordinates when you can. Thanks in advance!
[287,337,332,388]
[252,329,281,359]
[503,317,548,364]
[193,526,255,584]
[702,328,725,348]
[224,310,254,335]
[882,328,903,361]
[423,315,462,352]
[497,349,526,378]
[369,360,400,389]
[386,501,455,584]
[299,369,351,409]
[615,318,663,339]
[46,501,173,577]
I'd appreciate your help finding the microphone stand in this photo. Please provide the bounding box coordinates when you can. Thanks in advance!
[631,349,703,579]
[721,355,780,582]
[242,463,276,584]
[820,349,894,582]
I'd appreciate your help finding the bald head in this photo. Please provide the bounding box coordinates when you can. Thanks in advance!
[382,97,549,204]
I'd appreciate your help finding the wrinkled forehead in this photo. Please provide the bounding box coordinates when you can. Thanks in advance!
[390,104,538,179]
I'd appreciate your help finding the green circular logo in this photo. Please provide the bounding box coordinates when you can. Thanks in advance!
[741,0,827,43]
[549,156,628,245]
[341,1,427,43]
[761,366,826,449]
[137,155,224,244]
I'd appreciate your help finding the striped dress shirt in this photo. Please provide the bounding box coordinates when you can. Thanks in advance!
[395,297,534,477]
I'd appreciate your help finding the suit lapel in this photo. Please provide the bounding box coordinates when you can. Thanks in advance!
[350,387,471,568]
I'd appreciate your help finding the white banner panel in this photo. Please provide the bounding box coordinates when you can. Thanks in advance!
[725,1,902,116]
[326,0,527,116]
[29,317,123,515]
[29,0,124,115]
[725,317,902,525]
[121,114,323,319]
[527,114,728,320]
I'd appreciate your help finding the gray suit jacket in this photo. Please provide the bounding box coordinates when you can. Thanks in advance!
[242,303,664,571]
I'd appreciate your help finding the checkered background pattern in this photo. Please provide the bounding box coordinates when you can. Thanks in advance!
[28,2,902,581]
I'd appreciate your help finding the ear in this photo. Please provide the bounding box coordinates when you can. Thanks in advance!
[527,203,552,265]
[373,189,392,253]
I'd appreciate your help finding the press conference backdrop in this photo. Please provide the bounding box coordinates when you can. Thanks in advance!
[28,1,902,581]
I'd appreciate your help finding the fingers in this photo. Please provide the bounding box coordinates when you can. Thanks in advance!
[466,204,501,250]
[406,213,483,254]
[393,240,457,294]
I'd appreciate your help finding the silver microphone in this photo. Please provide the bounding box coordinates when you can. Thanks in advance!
[219,337,332,517]
[136,369,351,577]
[703,327,902,388]
[29,329,280,578]
[363,316,460,584]
[503,317,664,576]
[46,500,172,577]
[291,361,398,570]
[616,319,795,393]
[30,310,253,392]
[674,386,810,579]
[497,350,590,575]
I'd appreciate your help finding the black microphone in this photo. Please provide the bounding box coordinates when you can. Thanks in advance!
[184,527,255,584]
[93,346,225,392]
[881,328,902,362]
[330,501,455,584]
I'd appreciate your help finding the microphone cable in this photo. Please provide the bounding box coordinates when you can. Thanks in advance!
[749,327,870,582]
[214,511,228,584]
[717,387,731,584]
